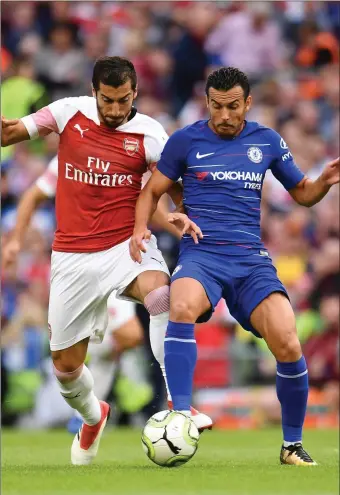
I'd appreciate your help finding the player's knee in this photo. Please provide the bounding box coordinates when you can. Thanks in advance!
[272,331,302,362]
[51,349,85,375]
[144,285,170,315]
[170,299,198,323]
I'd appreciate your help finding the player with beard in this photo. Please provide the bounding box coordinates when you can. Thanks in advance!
[130,66,339,466]
[1,56,211,466]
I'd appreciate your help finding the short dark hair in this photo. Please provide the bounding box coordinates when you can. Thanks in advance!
[92,56,137,92]
[205,67,250,100]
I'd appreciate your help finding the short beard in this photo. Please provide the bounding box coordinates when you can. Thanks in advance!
[96,101,130,129]
[215,120,245,138]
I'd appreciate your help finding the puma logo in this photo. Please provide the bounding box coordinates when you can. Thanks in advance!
[74,124,89,138]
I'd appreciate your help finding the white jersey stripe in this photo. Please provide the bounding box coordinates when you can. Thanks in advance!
[231,229,261,239]
[236,196,261,200]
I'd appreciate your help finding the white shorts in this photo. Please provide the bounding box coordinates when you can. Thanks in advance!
[48,235,169,351]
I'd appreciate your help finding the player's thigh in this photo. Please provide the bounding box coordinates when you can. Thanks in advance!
[48,251,108,352]
[170,277,211,322]
[170,256,222,323]
[116,235,170,303]
[250,292,301,361]
[125,270,170,302]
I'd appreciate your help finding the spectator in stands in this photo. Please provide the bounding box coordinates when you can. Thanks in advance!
[205,3,283,83]
[296,20,339,69]
[34,22,85,100]
[1,56,48,161]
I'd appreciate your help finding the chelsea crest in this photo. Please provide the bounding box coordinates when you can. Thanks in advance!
[247,146,263,164]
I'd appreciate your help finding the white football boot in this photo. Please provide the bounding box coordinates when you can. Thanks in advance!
[71,401,111,465]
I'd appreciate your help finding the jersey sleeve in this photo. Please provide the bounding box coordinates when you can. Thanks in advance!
[35,155,58,197]
[141,170,152,189]
[144,121,169,168]
[269,130,305,190]
[20,97,83,139]
[157,129,189,181]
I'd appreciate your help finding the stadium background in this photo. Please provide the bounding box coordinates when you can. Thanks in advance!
[1,1,339,431]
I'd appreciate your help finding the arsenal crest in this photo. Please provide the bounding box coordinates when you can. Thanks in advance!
[123,137,139,156]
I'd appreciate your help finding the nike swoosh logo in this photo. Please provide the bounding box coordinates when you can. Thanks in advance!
[196,152,215,159]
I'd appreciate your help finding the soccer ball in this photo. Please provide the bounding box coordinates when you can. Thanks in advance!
[141,410,199,467]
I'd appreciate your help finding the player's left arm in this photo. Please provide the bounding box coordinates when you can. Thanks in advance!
[141,170,183,239]
[288,157,339,207]
[270,131,339,207]
[149,194,182,240]
[130,129,202,262]
[131,172,202,262]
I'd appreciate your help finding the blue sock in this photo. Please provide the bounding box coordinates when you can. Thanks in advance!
[164,321,196,411]
[276,355,309,444]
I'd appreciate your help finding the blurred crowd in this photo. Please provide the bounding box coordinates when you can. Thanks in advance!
[1,1,339,427]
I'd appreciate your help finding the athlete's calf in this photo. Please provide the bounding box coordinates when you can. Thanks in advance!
[250,293,309,450]
[52,338,102,426]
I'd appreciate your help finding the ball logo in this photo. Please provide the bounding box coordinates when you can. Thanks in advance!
[247,147,263,164]
[280,138,288,149]
[123,138,139,156]
[172,265,182,276]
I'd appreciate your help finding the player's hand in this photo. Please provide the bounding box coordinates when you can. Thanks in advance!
[129,228,152,263]
[320,157,339,186]
[1,116,20,146]
[168,212,203,244]
[2,238,21,270]
[2,116,20,128]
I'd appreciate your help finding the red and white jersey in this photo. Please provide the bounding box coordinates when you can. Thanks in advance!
[36,155,151,198]
[22,96,168,253]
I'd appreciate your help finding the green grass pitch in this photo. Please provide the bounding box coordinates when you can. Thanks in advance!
[2,428,339,495]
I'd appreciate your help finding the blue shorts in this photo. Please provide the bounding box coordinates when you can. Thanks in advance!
[171,248,288,338]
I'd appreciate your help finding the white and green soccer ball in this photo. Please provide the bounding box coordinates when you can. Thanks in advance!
[141,410,199,467]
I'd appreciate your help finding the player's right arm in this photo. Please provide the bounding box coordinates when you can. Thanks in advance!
[2,156,57,269]
[1,116,30,146]
[2,97,82,148]
[130,130,202,262]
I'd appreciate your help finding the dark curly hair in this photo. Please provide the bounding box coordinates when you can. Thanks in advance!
[205,67,250,100]
[92,56,137,92]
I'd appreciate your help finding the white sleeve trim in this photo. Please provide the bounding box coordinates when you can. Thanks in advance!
[35,156,58,198]
[21,116,39,140]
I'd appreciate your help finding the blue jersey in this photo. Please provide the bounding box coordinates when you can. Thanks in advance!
[157,120,305,256]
